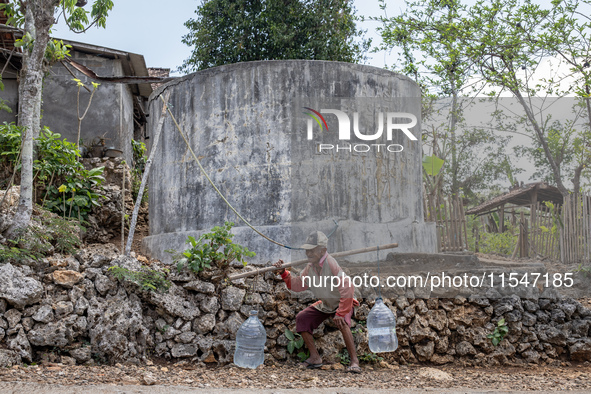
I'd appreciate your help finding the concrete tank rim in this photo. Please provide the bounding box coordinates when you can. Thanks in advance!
[148,59,419,104]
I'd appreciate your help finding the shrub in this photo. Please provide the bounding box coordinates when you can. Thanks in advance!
[479,231,517,256]
[167,221,256,274]
[44,166,105,221]
[0,210,82,264]
[108,266,171,292]
[131,139,148,204]
[0,123,106,221]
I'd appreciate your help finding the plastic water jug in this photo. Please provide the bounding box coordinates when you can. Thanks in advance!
[233,310,266,368]
[367,297,398,353]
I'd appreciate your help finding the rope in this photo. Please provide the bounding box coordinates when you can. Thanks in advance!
[160,95,302,250]
[377,245,382,299]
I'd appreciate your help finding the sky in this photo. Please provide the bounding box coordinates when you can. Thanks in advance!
[51,0,393,76]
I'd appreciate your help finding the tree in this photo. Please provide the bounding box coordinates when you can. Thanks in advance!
[463,0,591,196]
[0,0,113,237]
[513,105,591,190]
[179,0,370,72]
[375,0,515,201]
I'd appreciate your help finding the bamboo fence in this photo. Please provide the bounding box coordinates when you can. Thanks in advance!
[467,192,591,264]
[425,195,468,252]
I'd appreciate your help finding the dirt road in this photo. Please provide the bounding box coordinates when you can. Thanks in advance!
[0,361,589,393]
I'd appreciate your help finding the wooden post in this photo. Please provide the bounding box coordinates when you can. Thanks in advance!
[531,202,536,256]
[462,198,468,251]
[125,92,170,256]
[121,165,125,253]
[519,211,529,258]
[499,204,505,233]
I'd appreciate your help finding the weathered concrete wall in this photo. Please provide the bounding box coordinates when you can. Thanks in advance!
[0,79,19,124]
[41,52,133,164]
[142,60,436,265]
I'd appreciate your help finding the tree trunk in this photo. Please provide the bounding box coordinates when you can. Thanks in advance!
[450,88,459,196]
[512,89,569,197]
[6,0,55,238]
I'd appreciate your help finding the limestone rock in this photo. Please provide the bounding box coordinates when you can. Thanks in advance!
[212,339,234,364]
[149,285,201,320]
[201,296,220,314]
[28,321,72,347]
[69,346,92,363]
[418,367,453,380]
[54,301,74,318]
[425,310,447,331]
[216,312,244,340]
[75,297,89,315]
[141,372,157,386]
[21,317,34,332]
[539,326,567,346]
[4,309,22,328]
[8,328,32,362]
[184,279,215,295]
[408,317,436,343]
[221,287,246,311]
[193,314,216,334]
[75,243,119,268]
[87,289,149,362]
[430,354,454,365]
[175,331,196,344]
[415,341,435,361]
[277,303,294,319]
[456,341,477,356]
[32,305,54,323]
[0,264,43,309]
[94,273,115,295]
[522,349,541,363]
[170,343,197,358]
[354,304,370,321]
[569,338,591,361]
[0,349,21,367]
[0,186,20,210]
[53,270,84,288]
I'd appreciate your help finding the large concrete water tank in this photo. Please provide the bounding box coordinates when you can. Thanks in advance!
[141,60,437,265]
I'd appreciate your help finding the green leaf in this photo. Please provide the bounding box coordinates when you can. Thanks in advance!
[422,154,445,176]
[284,329,295,341]
[287,341,294,354]
[295,337,304,349]
[297,351,309,362]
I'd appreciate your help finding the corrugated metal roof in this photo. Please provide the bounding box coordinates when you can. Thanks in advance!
[466,182,564,216]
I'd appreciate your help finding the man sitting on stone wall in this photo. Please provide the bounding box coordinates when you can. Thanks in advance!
[273,231,361,373]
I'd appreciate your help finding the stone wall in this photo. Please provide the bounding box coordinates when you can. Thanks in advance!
[0,247,589,367]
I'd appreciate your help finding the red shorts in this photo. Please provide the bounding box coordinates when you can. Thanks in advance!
[295,305,353,334]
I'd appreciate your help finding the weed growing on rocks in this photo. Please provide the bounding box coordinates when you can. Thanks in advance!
[108,266,171,292]
[167,221,255,274]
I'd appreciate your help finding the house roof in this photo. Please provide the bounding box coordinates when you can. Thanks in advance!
[58,38,153,98]
[0,23,153,98]
[0,4,23,75]
[466,182,564,216]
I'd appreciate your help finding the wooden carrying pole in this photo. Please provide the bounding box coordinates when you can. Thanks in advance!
[228,243,399,281]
